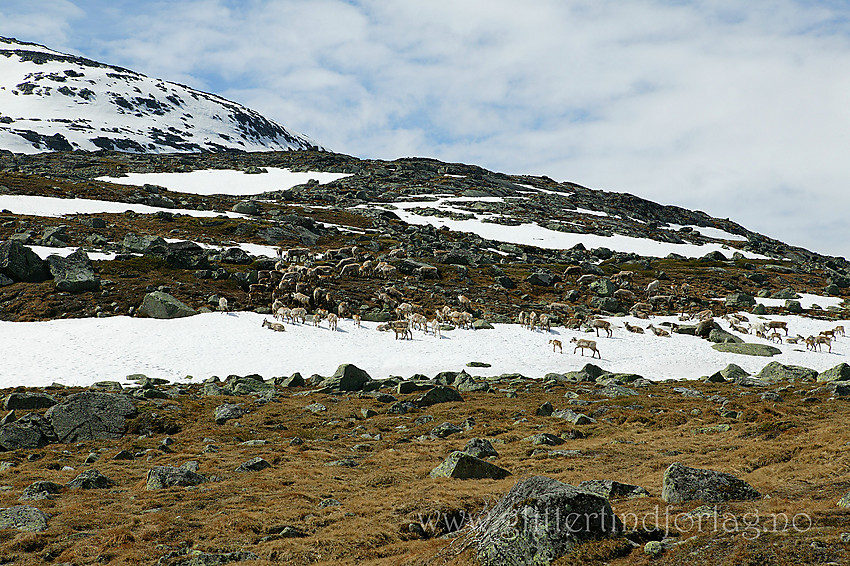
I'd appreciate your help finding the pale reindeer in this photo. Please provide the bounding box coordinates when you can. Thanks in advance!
[570,337,601,358]
[218,297,229,313]
[262,318,285,332]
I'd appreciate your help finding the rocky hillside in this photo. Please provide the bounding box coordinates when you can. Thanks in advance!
[0,149,848,325]
[0,37,319,154]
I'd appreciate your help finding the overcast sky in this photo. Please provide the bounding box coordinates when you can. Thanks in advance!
[3,0,850,258]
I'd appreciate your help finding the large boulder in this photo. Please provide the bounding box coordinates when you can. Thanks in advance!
[214,403,245,425]
[146,465,208,490]
[161,240,210,270]
[725,293,756,309]
[66,469,115,490]
[138,291,197,319]
[46,249,100,292]
[429,451,511,480]
[414,386,463,408]
[3,392,57,410]
[122,233,167,254]
[45,391,136,443]
[0,414,56,451]
[475,476,621,566]
[0,505,49,532]
[662,462,761,504]
[711,343,781,357]
[322,364,372,391]
[589,278,617,297]
[219,247,253,264]
[817,363,850,383]
[0,240,49,282]
[757,362,818,383]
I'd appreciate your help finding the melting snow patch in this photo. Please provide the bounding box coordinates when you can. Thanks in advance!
[98,168,351,196]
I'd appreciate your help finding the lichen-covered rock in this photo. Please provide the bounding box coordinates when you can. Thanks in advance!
[711,343,781,357]
[45,391,136,443]
[46,249,100,292]
[757,362,818,383]
[662,462,760,503]
[464,438,499,459]
[414,385,463,408]
[3,392,57,410]
[0,505,49,532]
[475,476,622,565]
[429,451,511,480]
[146,465,208,490]
[138,291,197,319]
[66,469,115,490]
[322,364,372,391]
[214,403,245,425]
[817,363,850,383]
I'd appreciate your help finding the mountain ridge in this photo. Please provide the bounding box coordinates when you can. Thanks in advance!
[0,36,320,154]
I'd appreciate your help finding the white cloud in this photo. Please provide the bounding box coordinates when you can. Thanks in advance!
[6,0,850,258]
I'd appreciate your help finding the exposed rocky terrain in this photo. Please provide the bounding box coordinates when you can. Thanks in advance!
[1,148,848,328]
[3,362,850,565]
[1,149,850,565]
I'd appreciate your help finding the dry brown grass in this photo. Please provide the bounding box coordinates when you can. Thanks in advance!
[2,372,850,565]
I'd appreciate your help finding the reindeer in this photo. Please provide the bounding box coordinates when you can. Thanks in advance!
[549,339,563,353]
[767,321,789,336]
[570,337,601,358]
[624,321,645,334]
[218,297,229,313]
[588,318,613,338]
[262,318,285,332]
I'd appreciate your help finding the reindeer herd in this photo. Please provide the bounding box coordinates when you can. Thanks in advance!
[224,248,847,360]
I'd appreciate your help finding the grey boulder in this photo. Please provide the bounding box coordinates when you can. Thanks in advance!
[475,476,621,566]
[138,291,197,319]
[146,465,208,490]
[0,505,49,532]
[0,240,49,282]
[662,462,760,503]
[322,364,372,391]
[46,249,100,292]
[430,451,511,480]
[45,391,136,443]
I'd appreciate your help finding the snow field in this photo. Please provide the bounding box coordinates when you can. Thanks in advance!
[0,310,847,388]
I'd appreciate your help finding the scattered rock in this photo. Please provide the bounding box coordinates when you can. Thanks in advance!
[578,479,649,499]
[429,451,511,480]
[146,465,208,490]
[235,457,271,472]
[214,403,245,424]
[757,362,818,383]
[137,291,197,319]
[464,438,499,459]
[661,462,761,503]
[323,364,373,391]
[46,249,100,292]
[414,386,463,408]
[19,481,63,501]
[66,469,115,490]
[0,240,49,282]
[0,505,49,532]
[3,392,56,410]
[817,363,850,383]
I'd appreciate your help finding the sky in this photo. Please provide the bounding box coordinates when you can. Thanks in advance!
[2,0,850,259]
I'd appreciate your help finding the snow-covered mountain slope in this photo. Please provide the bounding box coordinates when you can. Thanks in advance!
[0,37,320,154]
